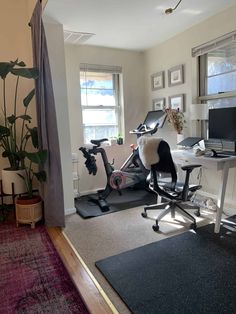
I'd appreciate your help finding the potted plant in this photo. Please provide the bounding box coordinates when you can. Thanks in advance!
[165,108,186,143]
[0,59,39,194]
[165,108,185,134]
[15,130,47,228]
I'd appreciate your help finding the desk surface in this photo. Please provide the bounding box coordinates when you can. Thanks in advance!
[172,150,236,171]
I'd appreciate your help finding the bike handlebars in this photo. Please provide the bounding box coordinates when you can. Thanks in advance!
[79,147,97,175]
[129,123,158,136]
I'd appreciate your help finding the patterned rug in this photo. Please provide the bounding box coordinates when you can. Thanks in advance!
[0,223,89,314]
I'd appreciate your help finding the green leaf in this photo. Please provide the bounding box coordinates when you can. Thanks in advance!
[27,127,38,148]
[0,62,14,79]
[23,89,35,107]
[34,170,47,182]
[0,125,10,136]
[16,61,26,67]
[7,114,17,124]
[11,67,39,79]
[25,150,47,165]
[18,115,32,122]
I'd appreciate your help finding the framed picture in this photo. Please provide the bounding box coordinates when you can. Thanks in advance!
[151,71,165,91]
[152,98,165,110]
[168,64,184,87]
[169,94,185,111]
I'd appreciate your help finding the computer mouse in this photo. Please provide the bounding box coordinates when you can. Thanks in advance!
[211,149,218,157]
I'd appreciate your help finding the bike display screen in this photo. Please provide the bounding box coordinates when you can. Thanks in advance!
[143,110,166,129]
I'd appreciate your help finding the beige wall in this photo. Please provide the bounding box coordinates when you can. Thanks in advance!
[0,0,36,172]
[144,4,236,208]
[65,45,146,193]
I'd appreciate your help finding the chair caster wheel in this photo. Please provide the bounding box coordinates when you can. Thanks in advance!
[195,210,200,217]
[141,212,147,218]
[152,224,159,232]
[190,223,197,230]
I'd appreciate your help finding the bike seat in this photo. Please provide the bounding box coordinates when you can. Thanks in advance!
[91,138,108,147]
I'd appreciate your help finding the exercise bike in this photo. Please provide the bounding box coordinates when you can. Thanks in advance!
[79,110,167,212]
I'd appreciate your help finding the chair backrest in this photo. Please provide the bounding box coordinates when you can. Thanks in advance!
[138,137,177,196]
[154,140,177,182]
[151,140,177,198]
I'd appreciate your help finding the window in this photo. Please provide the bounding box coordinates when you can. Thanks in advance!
[195,32,236,150]
[199,43,236,104]
[80,64,123,144]
[195,31,236,109]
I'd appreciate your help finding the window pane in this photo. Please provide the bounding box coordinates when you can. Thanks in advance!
[207,97,236,109]
[80,71,115,106]
[208,71,236,94]
[81,90,115,106]
[80,71,113,89]
[82,109,117,125]
[84,125,118,144]
[208,44,236,76]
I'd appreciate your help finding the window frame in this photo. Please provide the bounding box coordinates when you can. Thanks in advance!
[198,44,236,103]
[80,66,123,144]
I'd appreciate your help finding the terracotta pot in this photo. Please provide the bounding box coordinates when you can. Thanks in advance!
[16,195,41,205]
[1,168,27,195]
[15,195,42,228]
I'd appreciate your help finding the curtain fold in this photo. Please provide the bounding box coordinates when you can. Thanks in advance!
[30,0,65,227]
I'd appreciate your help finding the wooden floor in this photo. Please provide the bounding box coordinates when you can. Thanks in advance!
[47,227,118,314]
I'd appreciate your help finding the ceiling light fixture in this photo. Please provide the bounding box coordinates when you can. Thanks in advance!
[165,0,183,15]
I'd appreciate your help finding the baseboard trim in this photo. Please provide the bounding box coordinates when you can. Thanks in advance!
[197,190,236,214]
[79,188,104,196]
[65,207,76,215]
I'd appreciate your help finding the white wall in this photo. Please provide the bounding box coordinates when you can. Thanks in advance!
[144,4,236,208]
[65,45,146,194]
[43,21,75,214]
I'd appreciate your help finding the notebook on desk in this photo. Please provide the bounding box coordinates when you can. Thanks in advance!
[177,137,203,148]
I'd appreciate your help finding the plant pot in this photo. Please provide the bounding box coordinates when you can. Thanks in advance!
[1,168,27,195]
[177,133,184,148]
[15,195,42,228]
[117,137,123,145]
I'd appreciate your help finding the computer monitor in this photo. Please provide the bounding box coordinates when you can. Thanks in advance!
[209,107,236,141]
[143,110,167,129]
[209,107,236,154]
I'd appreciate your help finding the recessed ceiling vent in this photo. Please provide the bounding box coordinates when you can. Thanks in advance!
[63,30,95,44]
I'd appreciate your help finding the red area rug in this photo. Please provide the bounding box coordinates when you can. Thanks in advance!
[0,223,89,314]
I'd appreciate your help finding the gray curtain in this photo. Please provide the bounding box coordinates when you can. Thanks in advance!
[30,0,65,227]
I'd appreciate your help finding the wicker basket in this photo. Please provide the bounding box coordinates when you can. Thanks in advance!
[15,197,42,228]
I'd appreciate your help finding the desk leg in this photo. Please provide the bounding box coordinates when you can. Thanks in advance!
[215,162,230,233]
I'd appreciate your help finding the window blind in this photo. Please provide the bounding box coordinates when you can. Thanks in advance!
[192,30,236,57]
[80,63,122,74]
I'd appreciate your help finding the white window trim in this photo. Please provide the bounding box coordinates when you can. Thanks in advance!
[192,30,236,57]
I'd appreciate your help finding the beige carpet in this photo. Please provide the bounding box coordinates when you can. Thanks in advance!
[64,205,214,313]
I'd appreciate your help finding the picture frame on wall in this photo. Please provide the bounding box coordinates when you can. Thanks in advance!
[151,71,165,91]
[152,97,165,111]
[168,64,184,87]
[169,94,185,111]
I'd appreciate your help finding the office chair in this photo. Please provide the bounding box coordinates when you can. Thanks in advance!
[138,137,202,231]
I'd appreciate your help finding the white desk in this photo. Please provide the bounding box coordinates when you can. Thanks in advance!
[172,150,236,233]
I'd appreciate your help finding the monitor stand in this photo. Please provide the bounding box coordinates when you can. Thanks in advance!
[220,142,236,156]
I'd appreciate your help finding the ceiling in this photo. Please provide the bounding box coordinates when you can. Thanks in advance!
[44,0,236,51]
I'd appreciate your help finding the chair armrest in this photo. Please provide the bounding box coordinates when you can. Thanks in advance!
[181,164,201,171]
